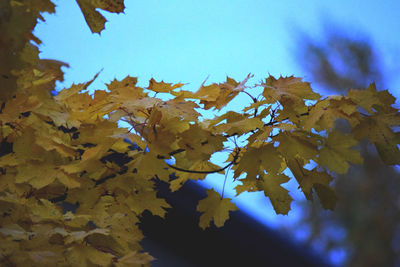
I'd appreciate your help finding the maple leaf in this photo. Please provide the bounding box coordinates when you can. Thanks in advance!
[286,158,337,209]
[159,98,200,121]
[261,173,293,215]
[233,146,262,180]
[147,78,185,93]
[318,129,363,174]
[353,110,400,165]
[131,151,170,181]
[197,189,238,229]
[302,96,359,131]
[76,0,125,34]
[125,190,171,217]
[200,74,253,110]
[313,183,338,210]
[178,124,226,161]
[348,83,396,114]
[262,75,320,103]
[233,143,283,180]
[274,131,319,162]
[234,177,261,196]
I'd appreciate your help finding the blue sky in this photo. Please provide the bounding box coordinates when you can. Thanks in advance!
[35,0,400,264]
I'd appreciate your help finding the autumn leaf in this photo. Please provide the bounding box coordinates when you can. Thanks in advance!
[234,177,261,196]
[302,96,359,131]
[318,129,363,174]
[125,190,171,218]
[261,173,293,215]
[76,0,125,34]
[262,75,320,103]
[200,74,252,110]
[178,124,226,161]
[313,184,338,210]
[233,143,283,180]
[147,78,185,93]
[197,189,238,229]
[353,111,400,165]
[274,131,319,162]
[233,146,262,180]
[286,158,336,208]
[348,83,396,114]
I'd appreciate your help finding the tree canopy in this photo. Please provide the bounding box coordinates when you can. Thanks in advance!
[1,1,399,266]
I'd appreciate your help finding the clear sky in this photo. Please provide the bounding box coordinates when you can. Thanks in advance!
[35,0,400,264]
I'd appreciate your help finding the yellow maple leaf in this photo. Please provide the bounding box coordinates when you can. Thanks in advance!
[159,99,200,121]
[216,117,264,136]
[234,177,261,196]
[197,189,238,229]
[302,96,359,131]
[313,183,338,210]
[200,75,252,110]
[348,83,396,114]
[76,0,125,34]
[233,143,283,180]
[125,191,170,217]
[233,146,260,180]
[353,111,400,165]
[55,72,99,101]
[262,75,320,103]
[274,131,319,162]
[261,173,293,215]
[178,124,226,161]
[286,158,336,208]
[147,78,184,93]
[318,129,363,174]
[131,151,170,181]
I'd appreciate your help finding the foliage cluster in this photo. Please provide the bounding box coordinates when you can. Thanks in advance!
[1,1,399,266]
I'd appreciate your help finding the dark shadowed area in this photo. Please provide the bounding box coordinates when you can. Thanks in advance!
[140,180,332,267]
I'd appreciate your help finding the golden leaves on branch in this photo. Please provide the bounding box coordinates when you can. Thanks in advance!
[0,0,56,101]
[2,2,400,260]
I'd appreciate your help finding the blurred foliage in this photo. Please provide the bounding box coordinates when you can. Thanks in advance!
[293,24,400,267]
[297,24,385,93]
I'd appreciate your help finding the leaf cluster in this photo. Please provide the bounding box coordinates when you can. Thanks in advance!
[1,1,400,266]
